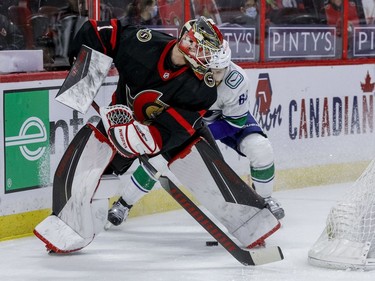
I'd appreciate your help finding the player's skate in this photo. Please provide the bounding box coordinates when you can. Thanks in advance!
[108,198,132,226]
[264,197,285,220]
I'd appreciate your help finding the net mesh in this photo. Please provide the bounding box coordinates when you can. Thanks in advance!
[325,159,375,258]
[308,160,375,270]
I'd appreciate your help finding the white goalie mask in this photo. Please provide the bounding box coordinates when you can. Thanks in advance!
[210,40,231,83]
[177,16,223,79]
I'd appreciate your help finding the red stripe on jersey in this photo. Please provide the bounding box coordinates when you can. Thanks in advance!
[198,110,207,117]
[166,108,195,136]
[110,19,118,51]
[89,20,107,54]
[111,92,117,105]
[148,125,162,148]
[167,138,201,165]
[158,39,189,81]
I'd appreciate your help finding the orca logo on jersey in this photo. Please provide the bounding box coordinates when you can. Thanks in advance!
[204,71,215,88]
[132,90,168,124]
[136,29,152,42]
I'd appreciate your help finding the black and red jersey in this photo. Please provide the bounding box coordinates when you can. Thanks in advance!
[69,19,217,153]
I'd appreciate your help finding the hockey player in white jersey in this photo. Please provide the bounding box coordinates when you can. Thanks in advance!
[204,39,284,220]
[107,40,284,227]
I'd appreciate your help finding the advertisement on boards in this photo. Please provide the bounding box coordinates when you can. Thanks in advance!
[1,64,375,216]
[0,78,117,216]
[245,65,375,170]
[4,89,50,193]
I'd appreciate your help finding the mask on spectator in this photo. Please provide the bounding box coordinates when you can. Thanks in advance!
[245,7,257,18]
[151,5,158,18]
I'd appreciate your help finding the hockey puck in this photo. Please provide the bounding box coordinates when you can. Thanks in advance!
[206,241,219,246]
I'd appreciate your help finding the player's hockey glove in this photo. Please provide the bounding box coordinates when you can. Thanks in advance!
[100,105,160,158]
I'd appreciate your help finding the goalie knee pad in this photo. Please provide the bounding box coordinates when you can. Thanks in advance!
[239,134,275,198]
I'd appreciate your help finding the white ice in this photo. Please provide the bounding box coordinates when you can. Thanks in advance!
[1,182,374,281]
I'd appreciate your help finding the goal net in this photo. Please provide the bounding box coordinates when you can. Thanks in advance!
[308,159,375,270]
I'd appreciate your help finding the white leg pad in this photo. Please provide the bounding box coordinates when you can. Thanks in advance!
[169,138,280,248]
[34,215,92,253]
[93,174,122,199]
[34,124,116,252]
[91,198,111,235]
[231,208,280,248]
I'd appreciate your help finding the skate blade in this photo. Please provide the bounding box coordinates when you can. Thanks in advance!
[104,221,113,231]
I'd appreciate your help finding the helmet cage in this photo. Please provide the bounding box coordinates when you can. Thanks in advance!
[178,17,223,75]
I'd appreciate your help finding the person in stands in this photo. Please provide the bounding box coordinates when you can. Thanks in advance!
[324,0,359,36]
[233,0,259,26]
[0,13,24,50]
[124,0,161,26]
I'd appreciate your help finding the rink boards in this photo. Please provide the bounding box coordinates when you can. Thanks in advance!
[1,64,375,240]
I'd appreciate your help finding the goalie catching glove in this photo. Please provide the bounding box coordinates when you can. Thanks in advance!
[100,105,160,158]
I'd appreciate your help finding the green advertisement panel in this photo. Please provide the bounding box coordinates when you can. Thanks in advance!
[4,90,50,193]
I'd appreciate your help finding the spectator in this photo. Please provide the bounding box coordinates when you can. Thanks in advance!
[0,0,17,15]
[324,0,359,36]
[193,0,221,24]
[124,0,161,26]
[282,0,304,9]
[0,13,24,50]
[233,0,259,26]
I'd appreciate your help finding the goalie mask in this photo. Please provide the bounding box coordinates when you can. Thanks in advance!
[178,16,223,79]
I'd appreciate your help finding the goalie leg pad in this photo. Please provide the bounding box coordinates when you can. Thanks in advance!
[33,215,92,253]
[34,124,117,252]
[168,138,280,248]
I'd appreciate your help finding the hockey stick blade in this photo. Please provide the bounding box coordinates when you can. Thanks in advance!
[247,246,284,265]
[157,174,284,266]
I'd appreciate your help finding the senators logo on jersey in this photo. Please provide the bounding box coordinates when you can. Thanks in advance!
[136,29,152,42]
[204,71,215,88]
[130,90,169,124]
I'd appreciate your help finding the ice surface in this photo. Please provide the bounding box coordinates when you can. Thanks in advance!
[0,183,374,281]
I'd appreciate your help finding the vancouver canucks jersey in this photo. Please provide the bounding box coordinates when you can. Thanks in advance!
[205,61,249,128]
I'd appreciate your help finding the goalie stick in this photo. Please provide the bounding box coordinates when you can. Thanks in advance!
[97,102,283,266]
[142,155,284,266]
